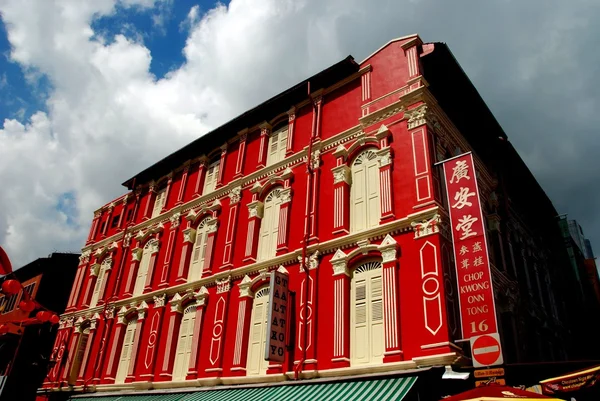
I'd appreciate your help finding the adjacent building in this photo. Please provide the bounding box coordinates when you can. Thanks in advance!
[0,253,79,401]
[38,34,600,400]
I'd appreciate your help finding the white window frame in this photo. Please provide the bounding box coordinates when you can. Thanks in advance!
[69,326,90,382]
[257,188,283,261]
[90,266,106,308]
[266,126,288,166]
[115,317,137,384]
[151,188,167,218]
[172,305,197,381]
[188,218,210,281]
[133,242,153,296]
[350,260,384,366]
[350,149,381,233]
[246,286,270,376]
[203,160,220,194]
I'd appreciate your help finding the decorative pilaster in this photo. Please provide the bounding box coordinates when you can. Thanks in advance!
[378,235,403,362]
[67,252,90,311]
[257,123,271,169]
[216,144,227,188]
[407,103,435,209]
[176,164,190,205]
[204,277,231,376]
[117,196,128,230]
[377,146,394,221]
[176,227,196,283]
[142,183,157,221]
[186,287,209,380]
[96,256,113,306]
[286,108,296,156]
[312,95,323,140]
[123,246,142,297]
[102,311,126,384]
[91,306,114,384]
[234,131,248,178]
[276,187,292,253]
[158,214,180,288]
[331,163,351,235]
[158,295,185,381]
[87,211,101,244]
[76,314,100,385]
[102,205,114,237]
[230,276,255,375]
[330,249,350,368]
[193,159,208,198]
[307,149,321,242]
[296,251,320,370]
[244,201,264,262]
[222,187,241,268]
[61,327,80,384]
[80,262,100,308]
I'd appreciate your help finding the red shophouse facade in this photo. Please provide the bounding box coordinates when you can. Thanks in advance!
[40,34,581,399]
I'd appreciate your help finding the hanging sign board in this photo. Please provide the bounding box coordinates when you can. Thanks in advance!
[265,270,290,362]
[441,152,503,366]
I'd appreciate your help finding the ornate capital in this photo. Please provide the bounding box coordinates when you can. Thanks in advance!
[378,234,398,263]
[137,301,148,320]
[280,187,292,204]
[298,250,320,271]
[375,124,391,140]
[94,210,101,219]
[101,257,113,271]
[148,181,157,193]
[131,247,142,262]
[123,232,132,248]
[169,293,183,313]
[229,186,241,204]
[153,294,166,308]
[145,239,159,254]
[332,165,351,185]
[89,263,100,277]
[311,149,321,170]
[195,286,209,307]
[206,218,218,234]
[411,213,441,239]
[247,200,264,219]
[331,249,350,277]
[170,212,181,229]
[104,305,115,320]
[288,107,296,121]
[333,144,348,160]
[405,103,428,130]
[377,147,392,167]
[182,227,196,244]
[216,275,231,294]
[79,250,91,265]
[239,275,253,298]
[260,122,272,136]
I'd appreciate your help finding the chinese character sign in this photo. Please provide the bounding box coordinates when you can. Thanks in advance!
[442,153,498,339]
[265,270,290,362]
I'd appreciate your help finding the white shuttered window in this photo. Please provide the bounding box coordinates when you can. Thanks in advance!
[350,261,384,366]
[115,318,137,384]
[203,161,220,194]
[172,305,197,381]
[266,127,288,166]
[133,242,153,296]
[152,188,167,218]
[188,218,210,281]
[350,150,381,233]
[246,287,270,376]
[90,266,106,308]
[257,189,283,261]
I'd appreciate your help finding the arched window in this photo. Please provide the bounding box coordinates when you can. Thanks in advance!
[257,188,283,261]
[203,160,220,194]
[351,261,384,366]
[188,218,210,281]
[350,149,380,233]
[115,316,137,384]
[90,263,108,308]
[246,286,270,376]
[172,304,197,381]
[68,325,90,383]
[267,126,288,166]
[133,241,153,295]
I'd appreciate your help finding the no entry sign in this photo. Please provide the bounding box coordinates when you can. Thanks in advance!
[470,333,503,368]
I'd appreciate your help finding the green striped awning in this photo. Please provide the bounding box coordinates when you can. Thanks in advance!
[70,376,416,401]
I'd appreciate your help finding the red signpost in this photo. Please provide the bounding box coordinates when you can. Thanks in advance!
[441,153,503,368]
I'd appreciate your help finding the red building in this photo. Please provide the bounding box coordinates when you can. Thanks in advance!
[38,34,597,400]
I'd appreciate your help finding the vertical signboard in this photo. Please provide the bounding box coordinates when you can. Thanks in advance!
[442,153,502,367]
[265,270,290,362]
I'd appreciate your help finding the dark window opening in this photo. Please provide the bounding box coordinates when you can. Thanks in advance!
[126,208,134,222]
[111,214,120,228]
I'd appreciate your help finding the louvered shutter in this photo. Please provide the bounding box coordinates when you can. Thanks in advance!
[203,162,219,194]
[69,332,89,382]
[351,263,384,366]
[172,314,191,380]
[278,128,288,159]
[246,288,269,376]
[370,273,384,361]
[257,190,282,261]
[133,246,151,295]
[90,268,104,308]
[366,156,381,228]
[267,131,279,165]
[352,279,368,365]
[115,320,136,383]
[189,220,208,281]
[152,190,165,218]
[351,159,366,232]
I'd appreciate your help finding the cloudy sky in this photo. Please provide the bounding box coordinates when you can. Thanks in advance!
[0,0,599,268]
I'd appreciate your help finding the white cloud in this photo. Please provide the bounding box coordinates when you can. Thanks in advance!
[0,0,600,268]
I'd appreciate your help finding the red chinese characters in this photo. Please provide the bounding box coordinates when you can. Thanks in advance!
[442,153,498,339]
